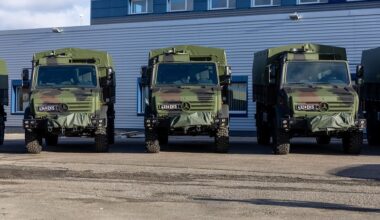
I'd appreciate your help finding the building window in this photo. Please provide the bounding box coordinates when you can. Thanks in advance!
[252,0,280,7]
[168,0,193,12]
[137,78,148,115]
[130,0,153,14]
[11,80,27,115]
[208,0,236,10]
[297,0,328,5]
[229,76,248,117]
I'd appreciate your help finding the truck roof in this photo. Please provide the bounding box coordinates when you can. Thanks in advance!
[149,45,227,66]
[255,43,347,63]
[33,48,113,67]
[361,47,380,83]
[0,59,6,77]
[0,59,8,104]
[253,43,347,85]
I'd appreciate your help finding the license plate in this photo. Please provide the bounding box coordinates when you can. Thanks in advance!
[295,104,320,111]
[38,104,66,112]
[158,104,181,110]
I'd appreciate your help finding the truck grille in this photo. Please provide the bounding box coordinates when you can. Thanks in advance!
[66,102,92,112]
[327,101,354,112]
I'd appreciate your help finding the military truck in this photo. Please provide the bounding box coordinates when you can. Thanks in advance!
[253,43,366,155]
[141,45,231,153]
[0,60,8,145]
[357,47,380,145]
[22,48,116,153]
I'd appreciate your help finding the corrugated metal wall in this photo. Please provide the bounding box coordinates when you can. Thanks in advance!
[0,8,379,131]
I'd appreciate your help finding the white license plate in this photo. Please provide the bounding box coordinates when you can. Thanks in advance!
[158,104,181,110]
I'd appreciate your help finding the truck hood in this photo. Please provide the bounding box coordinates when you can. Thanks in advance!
[152,86,220,116]
[283,85,358,117]
[30,88,101,117]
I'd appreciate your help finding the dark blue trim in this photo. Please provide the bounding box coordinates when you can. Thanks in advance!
[11,80,24,115]
[229,75,249,118]
[91,0,377,20]
[136,77,145,116]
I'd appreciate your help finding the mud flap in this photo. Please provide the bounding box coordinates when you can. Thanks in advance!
[308,112,355,133]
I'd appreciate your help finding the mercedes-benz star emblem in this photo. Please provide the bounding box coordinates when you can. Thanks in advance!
[319,102,329,112]
[181,102,191,111]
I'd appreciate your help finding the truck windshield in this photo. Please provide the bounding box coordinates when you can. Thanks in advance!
[155,63,218,86]
[36,65,97,88]
[285,61,349,85]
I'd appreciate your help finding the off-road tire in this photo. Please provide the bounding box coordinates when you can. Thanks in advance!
[0,122,4,146]
[107,105,115,145]
[145,129,160,153]
[95,134,109,153]
[316,136,331,145]
[45,134,58,146]
[107,120,115,145]
[25,129,42,154]
[215,127,229,153]
[367,120,380,146]
[257,126,271,145]
[273,128,290,155]
[158,130,169,145]
[342,132,363,155]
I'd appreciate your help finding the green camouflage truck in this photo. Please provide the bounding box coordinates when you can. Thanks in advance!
[0,60,8,145]
[22,48,116,153]
[141,45,231,153]
[253,43,365,155]
[357,47,380,145]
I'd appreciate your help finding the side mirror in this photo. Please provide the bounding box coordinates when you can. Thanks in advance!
[221,66,232,85]
[21,68,30,88]
[356,65,364,78]
[140,66,149,86]
[106,68,115,86]
[225,66,232,76]
[266,65,276,84]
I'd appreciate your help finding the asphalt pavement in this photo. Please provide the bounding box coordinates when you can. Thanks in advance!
[0,134,379,220]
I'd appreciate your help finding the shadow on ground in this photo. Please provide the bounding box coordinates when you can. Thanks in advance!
[193,198,380,213]
[332,164,380,181]
[0,136,379,156]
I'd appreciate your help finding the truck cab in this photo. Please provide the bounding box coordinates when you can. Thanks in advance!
[142,45,231,153]
[358,47,380,146]
[22,48,116,153]
[0,60,8,145]
[253,44,365,155]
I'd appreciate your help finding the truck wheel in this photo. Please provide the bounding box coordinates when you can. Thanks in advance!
[107,122,115,145]
[145,129,160,153]
[95,134,109,152]
[257,126,270,145]
[158,130,168,145]
[316,136,331,145]
[0,121,4,146]
[367,120,380,146]
[273,128,290,155]
[45,134,58,146]
[25,129,42,154]
[215,127,229,153]
[342,132,363,155]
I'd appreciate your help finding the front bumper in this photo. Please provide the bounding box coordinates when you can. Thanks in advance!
[144,116,228,134]
[23,117,107,133]
[280,116,366,133]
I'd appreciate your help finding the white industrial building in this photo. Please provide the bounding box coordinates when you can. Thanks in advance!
[1,3,380,133]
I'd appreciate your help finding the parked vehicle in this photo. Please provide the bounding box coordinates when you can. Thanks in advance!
[141,45,231,153]
[253,43,365,154]
[22,48,116,153]
[0,60,8,145]
[357,47,380,145]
